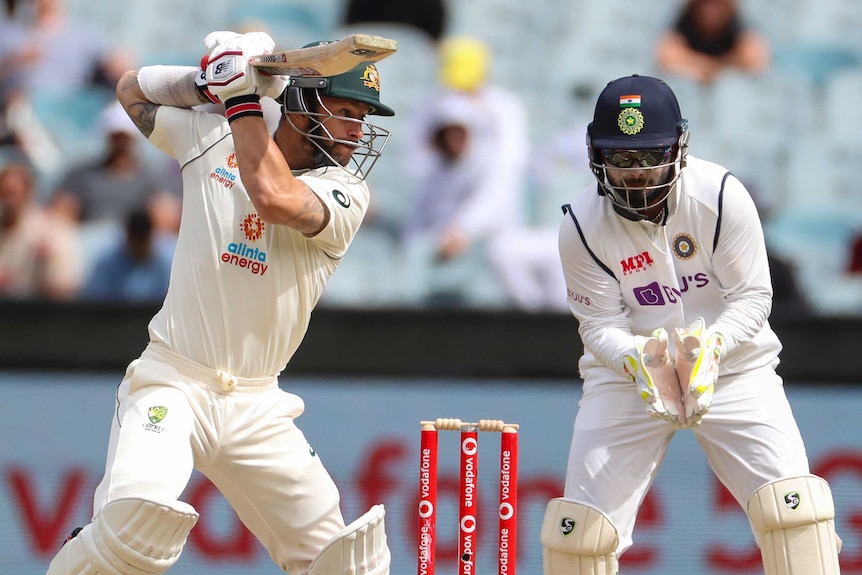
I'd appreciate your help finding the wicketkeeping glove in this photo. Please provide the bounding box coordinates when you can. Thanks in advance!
[623,328,687,428]
[672,317,725,427]
[202,31,288,102]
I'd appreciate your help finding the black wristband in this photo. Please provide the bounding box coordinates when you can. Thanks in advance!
[225,95,263,123]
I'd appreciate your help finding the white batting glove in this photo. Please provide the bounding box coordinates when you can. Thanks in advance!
[623,328,687,428]
[203,30,241,53]
[203,31,288,102]
[672,317,725,427]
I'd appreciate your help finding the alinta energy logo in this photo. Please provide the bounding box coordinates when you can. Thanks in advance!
[221,213,269,276]
[210,153,238,189]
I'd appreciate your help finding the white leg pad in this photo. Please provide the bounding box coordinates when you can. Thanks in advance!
[541,498,619,575]
[747,475,841,575]
[46,497,199,575]
[307,504,391,575]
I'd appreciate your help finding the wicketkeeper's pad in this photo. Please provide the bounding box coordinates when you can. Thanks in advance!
[747,475,841,575]
[541,498,619,575]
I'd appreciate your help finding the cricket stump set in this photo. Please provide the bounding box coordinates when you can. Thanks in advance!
[418,419,519,575]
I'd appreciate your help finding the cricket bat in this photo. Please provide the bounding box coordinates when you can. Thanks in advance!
[249,34,397,77]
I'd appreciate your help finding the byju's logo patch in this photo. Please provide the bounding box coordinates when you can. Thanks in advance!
[633,273,710,306]
[633,281,669,305]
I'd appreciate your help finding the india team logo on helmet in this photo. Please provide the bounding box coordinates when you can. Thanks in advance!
[617,94,645,136]
[589,75,686,149]
[618,108,644,135]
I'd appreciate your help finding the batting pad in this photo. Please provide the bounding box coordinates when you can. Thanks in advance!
[47,497,199,575]
[307,503,391,575]
[747,475,841,575]
[541,498,619,575]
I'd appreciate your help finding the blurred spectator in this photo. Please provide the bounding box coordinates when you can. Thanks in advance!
[0,0,130,98]
[343,0,448,42]
[0,0,133,168]
[654,0,770,85]
[767,248,811,318]
[48,100,181,239]
[749,184,811,318]
[403,37,567,311]
[848,232,862,274]
[0,157,82,299]
[79,208,174,303]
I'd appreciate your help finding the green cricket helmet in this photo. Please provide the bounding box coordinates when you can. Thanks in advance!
[281,42,394,179]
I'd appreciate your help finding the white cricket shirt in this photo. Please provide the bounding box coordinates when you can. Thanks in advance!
[559,156,782,388]
[144,106,369,379]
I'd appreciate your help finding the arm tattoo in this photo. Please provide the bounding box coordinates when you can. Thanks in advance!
[296,189,329,236]
[117,72,139,94]
[127,101,159,138]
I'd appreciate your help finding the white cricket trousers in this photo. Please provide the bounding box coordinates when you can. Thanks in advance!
[91,344,345,574]
[563,367,811,556]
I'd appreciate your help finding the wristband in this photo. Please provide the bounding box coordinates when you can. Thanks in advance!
[138,65,206,108]
[225,95,263,123]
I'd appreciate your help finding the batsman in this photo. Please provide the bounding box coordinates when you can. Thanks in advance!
[541,74,841,574]
[45,30,394,575]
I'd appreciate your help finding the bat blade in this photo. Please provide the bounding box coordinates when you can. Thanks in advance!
[249,34,397,77]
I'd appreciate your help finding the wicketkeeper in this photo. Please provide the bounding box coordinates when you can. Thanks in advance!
[542,74,841,574]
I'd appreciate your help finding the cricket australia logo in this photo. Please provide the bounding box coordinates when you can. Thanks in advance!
[783,491,801,511]
[361,65,381,91]
[143,406,168,433]
[559,517,576,536]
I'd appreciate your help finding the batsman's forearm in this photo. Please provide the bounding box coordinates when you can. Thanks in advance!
[231,118,328,234]
[135,66,210,108]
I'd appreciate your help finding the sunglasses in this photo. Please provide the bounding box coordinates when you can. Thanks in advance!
[602,147,673,168]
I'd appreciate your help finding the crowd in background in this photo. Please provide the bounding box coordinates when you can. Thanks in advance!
[0,0,860,316]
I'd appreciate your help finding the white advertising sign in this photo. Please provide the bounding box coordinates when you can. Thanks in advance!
[1,373,858,574]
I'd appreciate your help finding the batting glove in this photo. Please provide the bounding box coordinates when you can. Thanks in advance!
[623,328,687,428]
[672,317,725,427]
[203,31,288,102]
[203,30,241,53]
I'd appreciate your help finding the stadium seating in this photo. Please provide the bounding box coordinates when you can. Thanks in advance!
[27,0,862,314]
